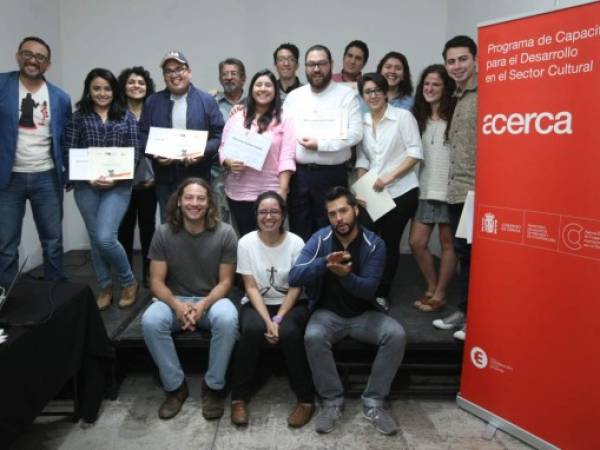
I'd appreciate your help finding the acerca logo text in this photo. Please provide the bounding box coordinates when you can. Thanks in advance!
[482,111,572,135]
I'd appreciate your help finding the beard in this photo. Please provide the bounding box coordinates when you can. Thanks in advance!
[307,70,332,91]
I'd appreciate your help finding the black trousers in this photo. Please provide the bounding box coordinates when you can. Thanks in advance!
[230,302,315,403]
[360,188,419,298]
[227,197,257,237]
[118,187,157,281]
[448,203,470,313]
[288,164,348,242]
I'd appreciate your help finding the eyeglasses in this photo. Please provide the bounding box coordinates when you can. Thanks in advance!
[221,71,240,78]
[19,50,49,64]
[257,209,282,217]
[163,66,187,77]
[277,56,297,64]
[305,61,330,70]
[363,87,384,97]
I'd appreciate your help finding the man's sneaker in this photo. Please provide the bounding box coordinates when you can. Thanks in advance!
[453,325,466,341]
[201,380,225,420]
[363,406,398,436]
[158,380,188,420]
[314,404,343,434]
[432,311,465,330]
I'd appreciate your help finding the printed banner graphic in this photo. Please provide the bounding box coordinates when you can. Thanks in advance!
[461,3,600,450]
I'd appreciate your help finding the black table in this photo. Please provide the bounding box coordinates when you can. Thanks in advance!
[0,280,114,448]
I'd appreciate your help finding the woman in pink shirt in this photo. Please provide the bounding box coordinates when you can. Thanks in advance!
[219,69,296,236]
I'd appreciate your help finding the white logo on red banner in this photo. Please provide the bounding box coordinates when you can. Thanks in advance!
[470,346,489,369]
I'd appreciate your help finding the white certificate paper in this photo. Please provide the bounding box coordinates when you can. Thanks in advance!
[221,128,272,171]
[299,108,348,140]
[145,127,208,159]
[351,170,396,222]
[456,190,475,243]
[69,147,134,180]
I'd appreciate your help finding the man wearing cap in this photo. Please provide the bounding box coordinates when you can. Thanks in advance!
[0,36,71,285]
[139,50,224,222]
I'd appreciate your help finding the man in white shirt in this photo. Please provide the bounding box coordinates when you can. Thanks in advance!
[0,36,72,285]
[283,44,363,241]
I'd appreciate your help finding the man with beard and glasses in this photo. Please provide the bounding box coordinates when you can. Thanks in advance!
[142,177,238,421]
[0,36,72,285]
[289,186,406,436]
[139,50,224,222]
[283,45,362,242]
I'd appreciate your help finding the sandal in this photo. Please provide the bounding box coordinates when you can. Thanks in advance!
[417,298,446,312]
[413,292,433,308]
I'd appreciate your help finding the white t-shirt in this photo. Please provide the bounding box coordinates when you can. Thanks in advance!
[14,80,54,172]
[236,231,304,305]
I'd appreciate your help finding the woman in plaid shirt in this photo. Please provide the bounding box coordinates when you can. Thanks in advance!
[63,68,139,310]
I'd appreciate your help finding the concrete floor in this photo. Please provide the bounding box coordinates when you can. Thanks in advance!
[11,374,532,450]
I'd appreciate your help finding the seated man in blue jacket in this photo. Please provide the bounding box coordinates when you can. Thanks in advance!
[289,186,406,436]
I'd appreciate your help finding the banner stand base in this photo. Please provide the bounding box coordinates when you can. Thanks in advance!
[456,394,559,450]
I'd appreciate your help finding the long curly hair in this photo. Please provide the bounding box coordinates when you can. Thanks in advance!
[166,177,219,233]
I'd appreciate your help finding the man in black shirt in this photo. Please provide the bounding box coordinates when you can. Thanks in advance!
[289,187,406,435]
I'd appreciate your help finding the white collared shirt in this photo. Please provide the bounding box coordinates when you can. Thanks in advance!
[356,105,423,198]
[283,81,362,165]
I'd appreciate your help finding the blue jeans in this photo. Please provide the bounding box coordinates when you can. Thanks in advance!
[142,296,239,391]
[304,309,406,407]
[0,170,66,284]
[73,181,135,289]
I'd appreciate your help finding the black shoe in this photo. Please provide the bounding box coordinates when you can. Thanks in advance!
[201,380,225,420]
[158,380,189,419]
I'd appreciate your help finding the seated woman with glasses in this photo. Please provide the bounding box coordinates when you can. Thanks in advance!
[356,73,423,300]
[219,69,295,237]
[229,191,315,428]
[63,68,139,310]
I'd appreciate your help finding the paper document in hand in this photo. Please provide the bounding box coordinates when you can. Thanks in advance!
[300,108,348,140]
[145,127,208,159]
[69,147,134,180]
[456,190,474,243]
[221,128,272,171]
[351,170,396,222]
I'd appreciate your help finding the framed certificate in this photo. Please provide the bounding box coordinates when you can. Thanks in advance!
[221,127,272,171]
[145,127,208,159]
[69,147,134,180]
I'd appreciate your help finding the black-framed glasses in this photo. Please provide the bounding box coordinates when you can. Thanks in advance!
[163,66,188,77]
[363,87,384,97]
[257,209,282,217]
[305,61,330,70]
[19,50,49,64]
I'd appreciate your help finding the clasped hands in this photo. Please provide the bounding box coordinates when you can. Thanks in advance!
[175,300,207,331]
[326,251,352,277]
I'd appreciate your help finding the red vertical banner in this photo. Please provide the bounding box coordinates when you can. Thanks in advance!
[459,2,600,449]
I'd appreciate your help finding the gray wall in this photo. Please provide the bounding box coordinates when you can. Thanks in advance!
[1,0,591,270]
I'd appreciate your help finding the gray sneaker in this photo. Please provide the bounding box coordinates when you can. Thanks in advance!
[432,310,465,330]
[363,406,398,436]
[315,404,343,434]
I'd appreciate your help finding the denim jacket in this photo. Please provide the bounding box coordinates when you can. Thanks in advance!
[0,71,72,192]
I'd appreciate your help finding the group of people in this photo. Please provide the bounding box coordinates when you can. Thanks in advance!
[0,34,478,435]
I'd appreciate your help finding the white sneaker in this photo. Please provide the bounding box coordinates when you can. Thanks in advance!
[432,311,465,330]
[453,326,466,341]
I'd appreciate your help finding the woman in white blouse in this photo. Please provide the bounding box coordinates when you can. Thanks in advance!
[356,72,423,299]
[409,64,457,312]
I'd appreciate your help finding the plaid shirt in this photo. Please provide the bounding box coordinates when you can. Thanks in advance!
[62,110,139,173]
